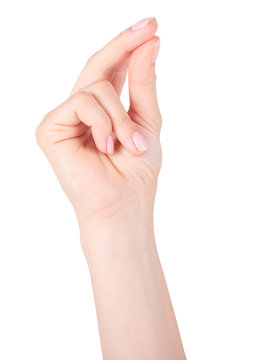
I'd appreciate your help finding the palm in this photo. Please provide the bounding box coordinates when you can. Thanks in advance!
[55,113,161,219]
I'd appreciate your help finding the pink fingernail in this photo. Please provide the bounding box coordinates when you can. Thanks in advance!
[107,135,114,154]
[152,38,160,64]
[132,131,149,152]
[131,17,154,31]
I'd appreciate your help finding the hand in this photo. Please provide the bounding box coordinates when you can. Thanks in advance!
[36,20,186,359]
[36,17,162,227]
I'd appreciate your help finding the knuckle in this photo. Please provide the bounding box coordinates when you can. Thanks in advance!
[85,50,100,65]
[94,79,112,91]
[35,123,43,145]
[73,90,93,106]
[35,112,50,146]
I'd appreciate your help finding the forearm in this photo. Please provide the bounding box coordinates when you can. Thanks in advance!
[80,212,186,360]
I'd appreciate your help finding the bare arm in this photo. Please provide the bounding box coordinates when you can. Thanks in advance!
[36,17,186,359]
[81,215,185,359]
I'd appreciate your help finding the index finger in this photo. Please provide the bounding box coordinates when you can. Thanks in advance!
[70,17,158,96]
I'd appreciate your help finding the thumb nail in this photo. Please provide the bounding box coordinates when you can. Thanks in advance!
[132,131,149,152]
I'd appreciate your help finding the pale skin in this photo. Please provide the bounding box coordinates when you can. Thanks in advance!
[36,17,186,360]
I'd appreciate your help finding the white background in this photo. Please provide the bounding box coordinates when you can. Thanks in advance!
[0,0,252,359]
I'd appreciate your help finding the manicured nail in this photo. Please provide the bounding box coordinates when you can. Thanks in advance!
[107,135,114,154]
[132,131,149,152]
[131,17,154,31]
[152,38,160,64]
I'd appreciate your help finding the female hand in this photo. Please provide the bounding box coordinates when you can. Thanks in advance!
[36,19,186,360]
[36,17,162,230]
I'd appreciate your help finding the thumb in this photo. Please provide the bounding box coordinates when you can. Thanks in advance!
[128,36,161,134]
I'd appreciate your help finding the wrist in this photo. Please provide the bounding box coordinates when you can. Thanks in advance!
[78,204,155,262]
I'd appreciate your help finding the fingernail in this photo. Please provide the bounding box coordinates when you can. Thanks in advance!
[152,38,160,64]
[131,17,154,31]
[132,131,149,152]
[107,135,114,154]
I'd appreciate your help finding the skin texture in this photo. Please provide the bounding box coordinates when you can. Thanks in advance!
[36,17,186,360]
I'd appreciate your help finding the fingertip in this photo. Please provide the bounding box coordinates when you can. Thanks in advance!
[152,37,160,64]
[130,17,158,33]
[147,17,158,35]
[123,17,158,52]
[90,127,111,155]
[128,35,160,83]
[121,130,149,156]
